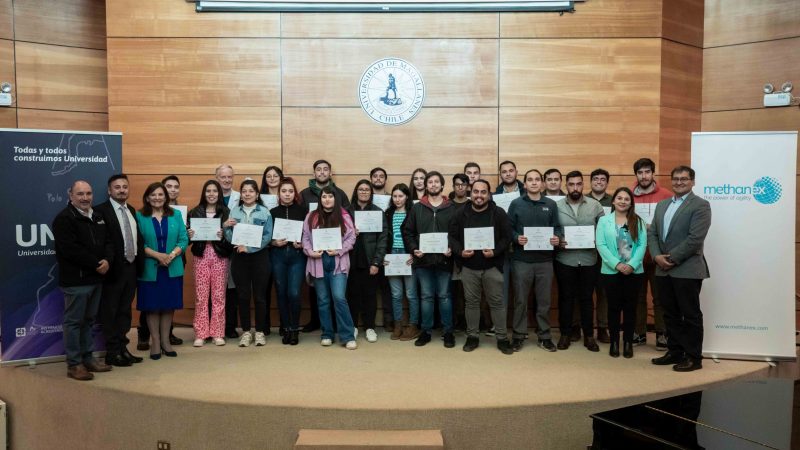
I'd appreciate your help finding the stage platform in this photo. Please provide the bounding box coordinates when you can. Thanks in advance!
[0,328,779,449]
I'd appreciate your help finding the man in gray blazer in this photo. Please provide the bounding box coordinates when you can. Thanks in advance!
[648,166,711,372]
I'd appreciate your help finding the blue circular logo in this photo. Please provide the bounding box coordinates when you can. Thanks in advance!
[752,176,782,204]
[358,58,425,126]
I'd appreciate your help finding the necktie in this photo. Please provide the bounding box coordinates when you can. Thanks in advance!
[119,205,135,263]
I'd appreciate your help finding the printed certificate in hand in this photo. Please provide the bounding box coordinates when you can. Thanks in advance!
[635,203,654,225]
[312,227,343,251]
[272,218,303,242]
[492,192,518,213]
[419,232,448,254]
[308,202,318,212]
[463,227,495,251]
[523,226,554,251]
[173,205,188,225]
[548,195,565,202]
[384,253,412,276]
[564,225,595,249]
[260,194,278,209]
[355,210,383,233]
[372,194,391,211]
[190,218,221,241]
[231,223,264,248]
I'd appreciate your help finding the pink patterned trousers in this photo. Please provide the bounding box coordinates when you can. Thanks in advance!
[193,245,229,339]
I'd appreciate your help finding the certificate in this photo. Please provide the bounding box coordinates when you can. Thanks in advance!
[260,194,278,210]
[635,203,654,225]
[384,253,412,276]
[190,218,221,241]
[564,225,595,249]
[372,194,391,211]
[463,227,495,251]
[231,223,264,248]
[492,192,518,213]
[355,210,383,233]
[173,205,188,225]
[272,218,303,242]
[312,227,343,251]
[308,202,318,212]
[547,195,565,202]
[523,226,554,251]
[419,232,448,254]
[602,206,612,216]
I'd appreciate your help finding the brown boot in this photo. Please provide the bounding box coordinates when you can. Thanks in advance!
[399,324,420,341]
[67,364,94,381]
[85,359,113,373]
[391,324,404,340]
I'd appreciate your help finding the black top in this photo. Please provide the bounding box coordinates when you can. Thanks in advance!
[52,203,114,287]
[448,202,511,272]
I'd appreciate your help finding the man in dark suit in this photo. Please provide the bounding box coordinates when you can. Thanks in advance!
[94,174,145,367]
[648,166,711,372]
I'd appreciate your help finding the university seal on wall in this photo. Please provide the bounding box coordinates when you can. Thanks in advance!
[358,58,425,126]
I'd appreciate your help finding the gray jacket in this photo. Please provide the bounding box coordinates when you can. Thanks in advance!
[647,191,711,279]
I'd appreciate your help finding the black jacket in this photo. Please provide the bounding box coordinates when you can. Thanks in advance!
[300,180,351,210]
[53,203,114,287]
[94,200,145,279]
[402,196,457,270]
[449,201,511,272]
[348,203,388,268]
[188,205,234,258]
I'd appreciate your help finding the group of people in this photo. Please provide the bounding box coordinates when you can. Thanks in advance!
[53,157,711,381]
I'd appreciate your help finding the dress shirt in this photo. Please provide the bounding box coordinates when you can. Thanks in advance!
[109,198,138,256]
[663,192,689,238]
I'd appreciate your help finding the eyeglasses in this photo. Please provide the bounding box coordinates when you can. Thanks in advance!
[671,177,692,183]
[454,183,467,188]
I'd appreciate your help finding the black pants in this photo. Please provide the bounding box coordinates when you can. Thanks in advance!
[225,287,238,334]
[101,262,137,356]
[264,273,275,330]
[656,276,704,360]
[347,266,378,329]
[231,249,271,333]
[379,269,392,325]
[602,272,643,342]
[555,261,598,337]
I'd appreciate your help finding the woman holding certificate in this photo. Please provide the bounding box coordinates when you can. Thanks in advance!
[187,180,233,347]
[136,182,189,360]
[302,186,358,350]
[385,184,420,341]
[595,187,647,359]
[224,179,274,348]
[269,177,307,345]
[346,180,388,343]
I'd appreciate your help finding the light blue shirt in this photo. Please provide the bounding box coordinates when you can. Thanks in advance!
[663,193,689,237]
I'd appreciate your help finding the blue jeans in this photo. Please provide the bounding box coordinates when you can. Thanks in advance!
[314,254,355,343]
[270,246,306,331]
[415,267,453,333]
[388,249,419,324]
[62,284,102,367]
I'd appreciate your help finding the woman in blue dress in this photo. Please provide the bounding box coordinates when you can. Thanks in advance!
[136,182,189,360]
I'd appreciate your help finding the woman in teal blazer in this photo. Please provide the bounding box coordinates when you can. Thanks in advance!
[136,182,189,360]
[595,187,646,359]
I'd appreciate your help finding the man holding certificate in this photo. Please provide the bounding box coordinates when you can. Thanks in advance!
[402,171,457,348]
[555,171,604,352]
[449,180,514,355]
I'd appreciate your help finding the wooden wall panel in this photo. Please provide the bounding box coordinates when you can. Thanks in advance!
[0,0,12,40]
[109,106,280,175]
[14,0,106,49]
[661,0,703,47]
[658,107,699,173]
[500,0,661,38]
[661,40,702,111]
[106,0,279,38]
[500,39,661,107]
[703,37,800,112]
[0,39,15,106]
[281,13,498,38]
[282,108,497,175]
[0,107,15,128]
[282,39,498,107]
[499,107,660,176]
[107,38,280,107]
[705,0,800,48]
[17,109,107,131]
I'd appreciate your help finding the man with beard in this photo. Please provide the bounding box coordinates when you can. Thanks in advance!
[370,167,389,195]
[496,160,524,194]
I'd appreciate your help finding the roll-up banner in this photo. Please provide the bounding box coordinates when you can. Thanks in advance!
[692,131,797,361]
[0,129,122,364]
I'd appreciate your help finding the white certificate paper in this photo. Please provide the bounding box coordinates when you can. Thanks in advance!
[564,225,595,249]
[635,203,654,225]
[190,218,221,241]
[260,194,278,210]
[419,232,448,254]
[384,253,412,276]
[463,227,495,251]
[547,195,565,202]
[308,202,318,212]
[231,223,264,248]
[492,192,518,213]
[355,211,383,233]
[602,206,612,216]
[173,205,188,225]
[272,218,303,242]
[312,227,343,251]
[523,226,554,251]
[372,194,391,211]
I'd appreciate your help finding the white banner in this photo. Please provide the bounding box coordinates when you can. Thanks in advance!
[692,131,797,361]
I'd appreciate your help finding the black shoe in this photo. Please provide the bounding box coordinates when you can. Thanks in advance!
[623,341,634,358]
[443,332,456,348]
[289,330,299,346]
[281,329,291,345]
[169,334,183,346]
[652,351,684,365]
[161,347,177,358]
[225,330,239,339]
[497,339,514,355]
[122,349,143,364]
[673,357,702,372]
[279,328,285,337]
[462,336,479,352]
[511,338,524,352]
[106,354,132,367]
[609,341,620,358]
[584,336,600,352]
[557,335,571,350]
[596,327,611,344]
[538,339,556,352]
[415,331,432,347]
[136,340,150,351]
[302,322,320,333]
[149,353,161,361]
[632,333,647,346]
[570,326,582,342]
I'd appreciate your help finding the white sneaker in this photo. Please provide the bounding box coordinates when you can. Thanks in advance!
[346,340,358,350]
[366,328,378,343]
[254,332,266,346]
[193,338,204,347]
[321,338,333,346]
[213,337,226,346]
[239,331,253,347]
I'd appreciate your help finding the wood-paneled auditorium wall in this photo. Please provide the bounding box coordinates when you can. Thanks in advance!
[700,0,800,324]
[105,0,703,321]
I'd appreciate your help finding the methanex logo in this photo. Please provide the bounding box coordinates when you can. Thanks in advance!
[703,176,782,204]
